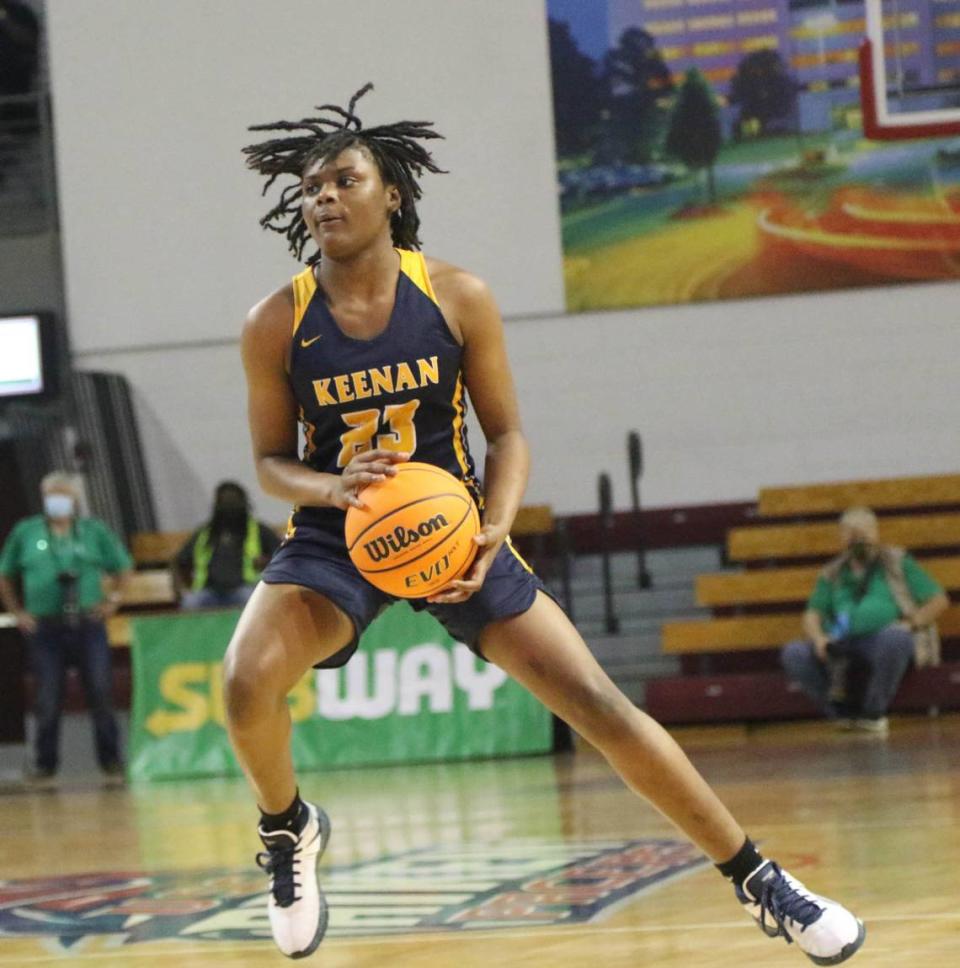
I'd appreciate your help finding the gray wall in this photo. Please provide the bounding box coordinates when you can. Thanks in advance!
[45,0,960,528]
[0,234,62,315]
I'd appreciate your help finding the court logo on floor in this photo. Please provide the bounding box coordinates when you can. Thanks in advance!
[0,839,706,947]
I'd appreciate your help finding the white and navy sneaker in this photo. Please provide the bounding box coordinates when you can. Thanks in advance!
[737,861,865,965]
[256,801,331,958]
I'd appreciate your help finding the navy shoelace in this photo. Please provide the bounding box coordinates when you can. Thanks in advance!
[758,866,824,944]
[257,841,302,908]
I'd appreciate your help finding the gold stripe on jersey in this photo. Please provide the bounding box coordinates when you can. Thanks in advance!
[291,267,318,336]
[398,249,440,306]
[298,406,318,461]
[506,536,535,574]
[450,374,472,481]
[292,251,430,336]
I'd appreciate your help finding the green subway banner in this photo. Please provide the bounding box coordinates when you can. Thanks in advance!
[128,604,552,781]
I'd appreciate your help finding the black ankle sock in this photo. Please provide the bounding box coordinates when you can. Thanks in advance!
[716,837,765,885]
[259,791,304,833]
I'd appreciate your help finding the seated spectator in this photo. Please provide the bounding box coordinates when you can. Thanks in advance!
[174,481,280,609]
[0,471,131,781]
[781,506,949,735]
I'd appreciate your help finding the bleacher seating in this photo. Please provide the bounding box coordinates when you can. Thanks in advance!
[663,606,960,655]
[696,556,960,607]
[758,473,960,518]
[655,473,960,724]
[511,504,554,537]
[4,504,559,651]
[121,568,176,607]
[129,529,193,567]
[727,511,960,562]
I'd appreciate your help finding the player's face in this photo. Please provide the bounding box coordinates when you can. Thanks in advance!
[301,147,399,259]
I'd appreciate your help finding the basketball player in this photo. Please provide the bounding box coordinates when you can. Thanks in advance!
[228,85,865,962]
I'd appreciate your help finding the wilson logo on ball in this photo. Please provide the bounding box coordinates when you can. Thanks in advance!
[344,462,480,598]
[363,514,450,562]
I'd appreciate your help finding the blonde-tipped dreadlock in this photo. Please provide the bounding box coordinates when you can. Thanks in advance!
[243,83,445,263]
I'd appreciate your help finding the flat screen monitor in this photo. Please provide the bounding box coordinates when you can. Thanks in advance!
[0,313,58,402]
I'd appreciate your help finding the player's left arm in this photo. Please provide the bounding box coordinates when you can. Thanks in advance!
[429,270,529,604]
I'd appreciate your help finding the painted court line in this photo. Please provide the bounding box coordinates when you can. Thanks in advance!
[0,912,957,964]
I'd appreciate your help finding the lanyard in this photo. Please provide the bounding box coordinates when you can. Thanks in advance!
[847,560,879,604]
[45,521,83,573]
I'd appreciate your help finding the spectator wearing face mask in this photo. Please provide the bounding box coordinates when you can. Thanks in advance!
[781,506,949,735]
[0,471,132,781]
[173,481,281,610]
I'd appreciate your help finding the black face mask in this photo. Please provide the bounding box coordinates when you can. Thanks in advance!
[849,541,874,563]
[216,506,247,527]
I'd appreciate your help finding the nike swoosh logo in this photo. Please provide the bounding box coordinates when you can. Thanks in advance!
[300,334,322,348]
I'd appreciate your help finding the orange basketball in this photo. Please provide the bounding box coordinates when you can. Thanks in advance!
[344,462,481,598]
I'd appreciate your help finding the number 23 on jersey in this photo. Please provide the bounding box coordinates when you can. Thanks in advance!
[337,399,420,467]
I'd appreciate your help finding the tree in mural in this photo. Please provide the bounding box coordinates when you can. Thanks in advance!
[602,27,673,163]
[548,19,606,158]
[729,50,799,136]
[665,69,722,204]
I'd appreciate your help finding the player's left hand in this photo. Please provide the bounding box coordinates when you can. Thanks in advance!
[426,522,506,605]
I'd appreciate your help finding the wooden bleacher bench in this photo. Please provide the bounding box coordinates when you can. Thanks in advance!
[132,507,556,568]
[107,615,133,647]
[758,473,960,518]
[663,605,960,655]
[104,568,179,647]
[696,556,960,607]
[123,568,176,606]
[645,665,960,725]
[130,530,192,566]
[131,526,288,567]
[0,569,178,648]
[511,504,554,537]
[652,473,960,724]
[117,506,558,642]
[728,512,960,562]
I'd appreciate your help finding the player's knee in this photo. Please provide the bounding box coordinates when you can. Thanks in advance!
[223,644,281,728]
[223,662,258,728]
[563,676,632,740]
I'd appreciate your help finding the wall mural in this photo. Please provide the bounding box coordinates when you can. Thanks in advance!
[547,0,960,310]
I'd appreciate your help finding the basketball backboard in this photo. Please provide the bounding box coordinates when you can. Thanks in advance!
[860,0,960,140]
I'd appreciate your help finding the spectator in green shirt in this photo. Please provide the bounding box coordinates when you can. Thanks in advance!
[781,506,949,735]
[0,472,133,780]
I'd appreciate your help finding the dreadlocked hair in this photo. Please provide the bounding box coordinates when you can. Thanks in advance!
[242,83,445,263]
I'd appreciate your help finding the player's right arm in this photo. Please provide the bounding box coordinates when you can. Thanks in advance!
[241,289,404,510]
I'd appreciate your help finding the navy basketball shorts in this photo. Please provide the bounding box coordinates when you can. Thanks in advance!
[260,521,547,668]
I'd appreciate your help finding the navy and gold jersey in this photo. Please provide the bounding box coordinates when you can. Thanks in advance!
[286,249,481,537]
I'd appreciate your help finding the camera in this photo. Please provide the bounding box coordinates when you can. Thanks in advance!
[57,570,80,625]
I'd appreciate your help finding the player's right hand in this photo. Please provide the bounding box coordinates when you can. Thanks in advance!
[332,449,409,510]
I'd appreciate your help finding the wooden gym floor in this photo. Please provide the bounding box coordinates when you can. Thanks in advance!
[2,715,958,967]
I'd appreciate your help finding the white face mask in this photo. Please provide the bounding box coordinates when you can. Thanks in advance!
[43,494,75,519]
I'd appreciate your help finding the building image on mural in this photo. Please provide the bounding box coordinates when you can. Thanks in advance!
[547,0,960,310]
